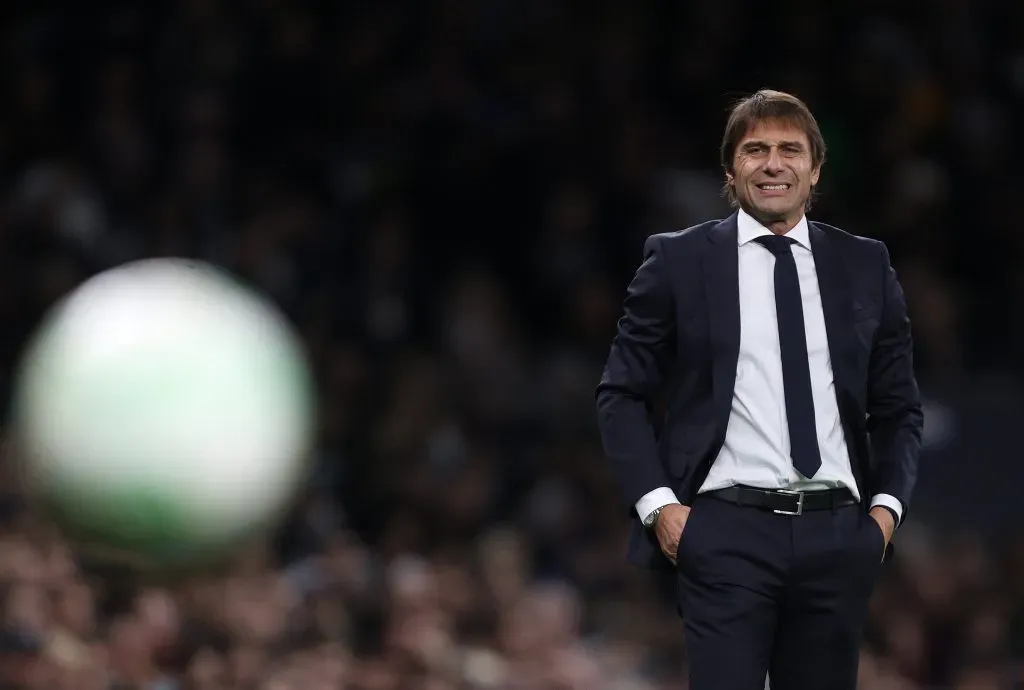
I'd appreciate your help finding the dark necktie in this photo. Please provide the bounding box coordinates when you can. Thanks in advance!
[753,235,822,479]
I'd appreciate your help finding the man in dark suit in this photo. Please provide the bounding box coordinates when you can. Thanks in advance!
[595,89,922,690]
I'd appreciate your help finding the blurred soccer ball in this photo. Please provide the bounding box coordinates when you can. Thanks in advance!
[11,258,316,571]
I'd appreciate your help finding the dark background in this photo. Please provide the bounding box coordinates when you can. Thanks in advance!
[0,1,1021,688]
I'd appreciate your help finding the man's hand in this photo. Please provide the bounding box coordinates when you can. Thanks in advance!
[653,504,691,565]
[868,506,896,548]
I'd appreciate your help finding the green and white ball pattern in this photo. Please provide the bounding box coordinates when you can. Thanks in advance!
[12,258,315,569]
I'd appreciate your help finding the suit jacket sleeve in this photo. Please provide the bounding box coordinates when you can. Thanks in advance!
[866,244,923,518]
[596,235,676,511]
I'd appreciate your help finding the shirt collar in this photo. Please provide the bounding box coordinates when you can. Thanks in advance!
[736,208,811,250]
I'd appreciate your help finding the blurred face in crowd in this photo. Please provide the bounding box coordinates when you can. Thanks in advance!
[186,647,226,690]
[54,582,94,638]
[5,583,50,633]
[728,118,821,230]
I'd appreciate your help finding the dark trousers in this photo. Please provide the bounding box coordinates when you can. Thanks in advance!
[676,492,885,690]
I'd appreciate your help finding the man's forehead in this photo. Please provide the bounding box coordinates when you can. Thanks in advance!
[739,118,810,145]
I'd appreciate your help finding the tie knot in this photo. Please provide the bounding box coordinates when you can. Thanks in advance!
[753,235,796,257]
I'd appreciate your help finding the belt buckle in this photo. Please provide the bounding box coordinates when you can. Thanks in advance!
[772,489,804,516]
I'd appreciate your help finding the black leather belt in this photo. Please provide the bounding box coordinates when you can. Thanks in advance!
[707,486,858,515]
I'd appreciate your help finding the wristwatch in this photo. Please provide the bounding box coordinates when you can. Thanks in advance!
[644,506,665,530]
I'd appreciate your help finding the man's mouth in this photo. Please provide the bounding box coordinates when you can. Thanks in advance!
[756,183,791,191]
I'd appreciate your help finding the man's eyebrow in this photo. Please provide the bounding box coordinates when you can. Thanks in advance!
[740,139,806,149]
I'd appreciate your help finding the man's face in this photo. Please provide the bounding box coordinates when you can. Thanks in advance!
[728,118,820,227]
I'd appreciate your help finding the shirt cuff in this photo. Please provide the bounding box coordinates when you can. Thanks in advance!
[869,493,903,527]
[635,487,681,524]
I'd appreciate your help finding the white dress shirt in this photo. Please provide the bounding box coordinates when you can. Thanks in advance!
[635,209,903,525]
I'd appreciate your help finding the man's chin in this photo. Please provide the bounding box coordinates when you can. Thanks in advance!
[744,203,793,224]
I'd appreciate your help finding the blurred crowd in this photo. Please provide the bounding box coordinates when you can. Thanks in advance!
[0,1,1023,688]
[6,506,1024,690]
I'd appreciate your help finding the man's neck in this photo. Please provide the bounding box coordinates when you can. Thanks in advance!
[765,219,800,235]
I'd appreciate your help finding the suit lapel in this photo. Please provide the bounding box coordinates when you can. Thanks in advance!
[809,224,855,398]
[703,214,740,429]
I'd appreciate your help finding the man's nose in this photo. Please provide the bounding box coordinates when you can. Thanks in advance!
[763,147,784,173]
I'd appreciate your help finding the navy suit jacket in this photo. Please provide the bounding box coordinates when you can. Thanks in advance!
[595,212,923,570]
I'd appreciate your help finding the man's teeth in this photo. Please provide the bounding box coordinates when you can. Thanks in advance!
[759,184,789,190]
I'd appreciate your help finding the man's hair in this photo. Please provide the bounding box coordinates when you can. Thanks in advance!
[719,89,827,209]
